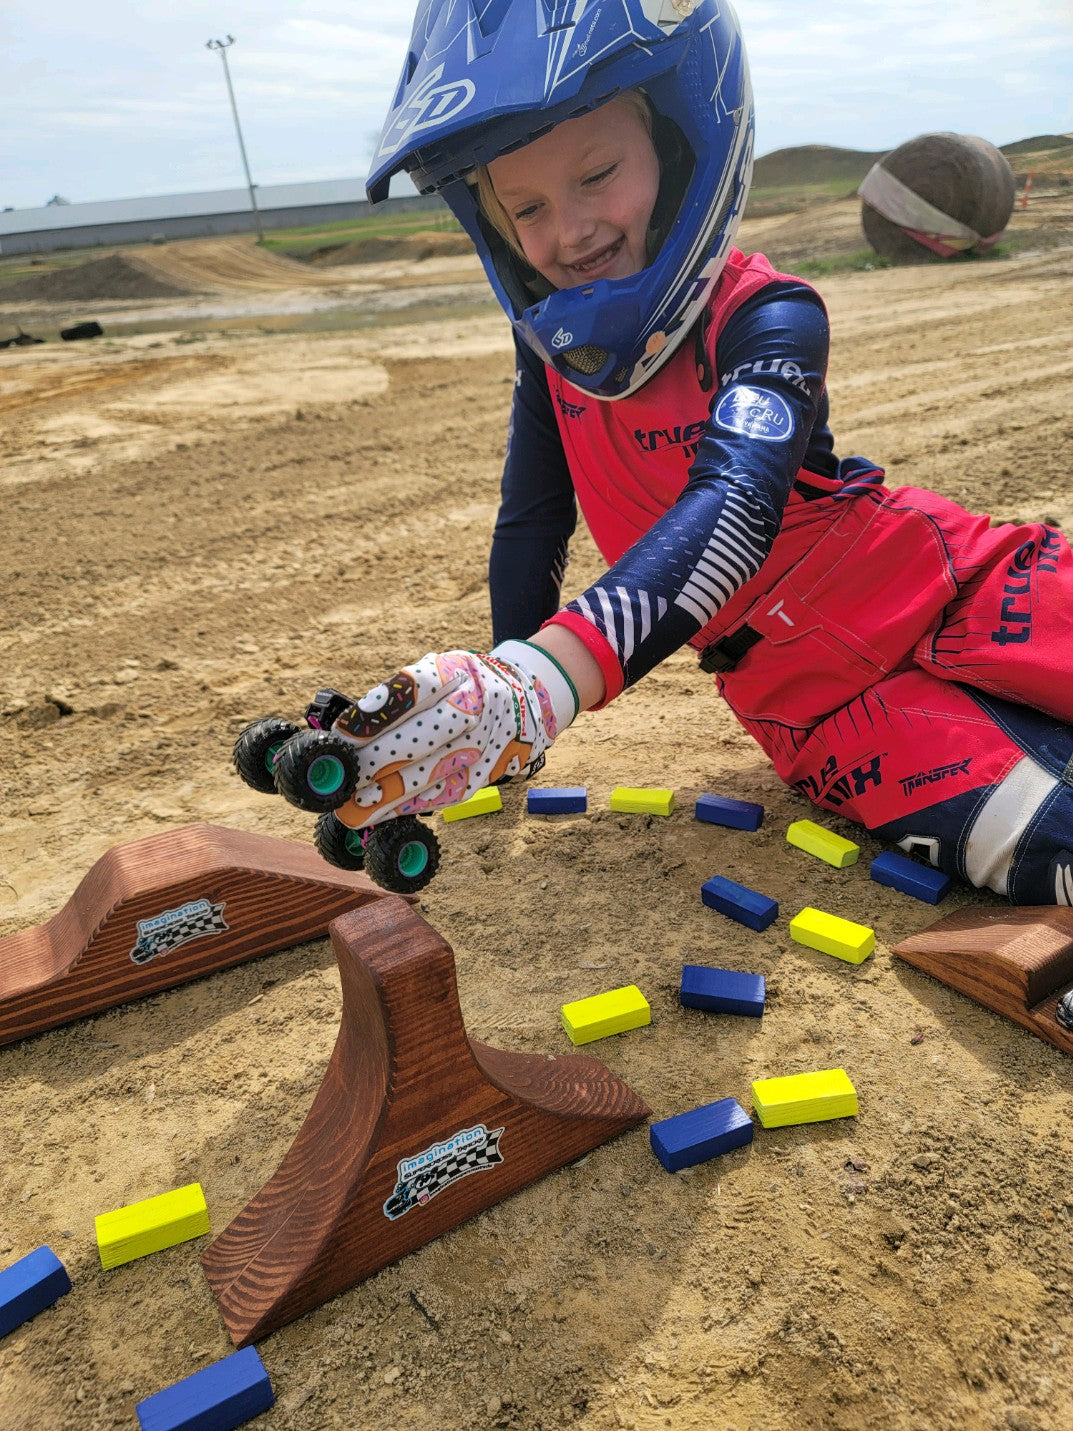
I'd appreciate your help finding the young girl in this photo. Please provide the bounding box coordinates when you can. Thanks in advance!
[329,0,1073,904]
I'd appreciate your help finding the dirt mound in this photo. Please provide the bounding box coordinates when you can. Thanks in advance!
[737,196,867,268]
[753,143,885,191]
[0,255,200,303]
[311,230,475,265]
[133,237,349,292]
[0,238,360,306]
[1001,132,1073,171]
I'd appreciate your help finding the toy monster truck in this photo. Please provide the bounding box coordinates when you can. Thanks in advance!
[232,686,440,895]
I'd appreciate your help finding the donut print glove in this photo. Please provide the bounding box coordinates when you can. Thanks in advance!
[331,641,578,829]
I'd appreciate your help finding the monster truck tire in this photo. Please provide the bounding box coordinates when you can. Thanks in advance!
[313,810,367,872]
[272,728,362,812]
[364,816,441,895]
[232,717,301,794]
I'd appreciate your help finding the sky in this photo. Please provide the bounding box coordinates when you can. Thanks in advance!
[2,1,1071,211]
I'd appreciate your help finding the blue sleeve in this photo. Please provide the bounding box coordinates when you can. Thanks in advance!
[562,283,831,691]
[489,334,578,643]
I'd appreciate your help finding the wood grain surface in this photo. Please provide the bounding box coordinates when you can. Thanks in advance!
[0,824,398,1046]
[202,896,651,1346]
[893,905,1073,1056]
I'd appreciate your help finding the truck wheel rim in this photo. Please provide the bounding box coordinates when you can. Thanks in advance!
[397,841,429,878]
[307,755,345,796]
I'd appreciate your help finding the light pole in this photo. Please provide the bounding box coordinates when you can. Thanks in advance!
[206,35,264,244]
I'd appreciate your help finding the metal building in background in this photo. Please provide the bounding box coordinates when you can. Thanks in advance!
[0,180,445,256]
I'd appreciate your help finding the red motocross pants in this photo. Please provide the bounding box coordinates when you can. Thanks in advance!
[701,476,1073,903]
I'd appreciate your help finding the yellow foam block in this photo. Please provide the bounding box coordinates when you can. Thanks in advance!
[441,786,503,822]
[790,906,875,964]
[95,1182,210,1270]
[561,985,651,1045]
[752,1068,859,1128]
[609,787,675,816]
[786,819,859,868]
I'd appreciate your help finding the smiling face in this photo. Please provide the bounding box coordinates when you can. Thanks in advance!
[486,97,661,290]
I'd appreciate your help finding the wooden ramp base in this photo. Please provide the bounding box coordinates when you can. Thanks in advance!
[0,824,396,1047]
[893,905,1073,1057]
[201,897,651,1345]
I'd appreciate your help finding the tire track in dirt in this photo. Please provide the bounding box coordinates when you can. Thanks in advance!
[0,354,224,416]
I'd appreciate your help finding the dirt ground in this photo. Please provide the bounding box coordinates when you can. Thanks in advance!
[1,198,1072,1431]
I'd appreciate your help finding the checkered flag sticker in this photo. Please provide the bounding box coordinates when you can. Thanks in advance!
[384,1123,505,1220]
[129,898,229,966]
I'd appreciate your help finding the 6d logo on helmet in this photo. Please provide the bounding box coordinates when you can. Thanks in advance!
[551,327,574,349]
[378,65,476,154]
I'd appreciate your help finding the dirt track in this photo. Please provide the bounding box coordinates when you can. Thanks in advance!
[1,215,1073,1431]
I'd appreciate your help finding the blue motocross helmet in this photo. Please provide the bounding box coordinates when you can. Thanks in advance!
[367,1,754,401]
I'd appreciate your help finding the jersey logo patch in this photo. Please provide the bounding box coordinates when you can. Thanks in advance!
[713,384,794,443]
[555,391,586,420]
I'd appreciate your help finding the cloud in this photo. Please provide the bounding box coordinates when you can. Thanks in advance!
[739,0,1072,152]
[1,0,1070,207]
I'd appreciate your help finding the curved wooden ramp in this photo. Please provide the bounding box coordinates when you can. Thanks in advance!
[0,824,394,1047]
[894,905,1073,1056]
[201,897,651,1346]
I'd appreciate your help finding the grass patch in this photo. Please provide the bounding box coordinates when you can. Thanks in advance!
[0,251,110,286]
[746,182,861,217]
[793,250,892,277]
[794,242,1025,278]
[262,209,463,260]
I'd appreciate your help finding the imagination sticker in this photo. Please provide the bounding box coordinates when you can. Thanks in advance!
[383,1123,505,1220]
[129,898,228,966]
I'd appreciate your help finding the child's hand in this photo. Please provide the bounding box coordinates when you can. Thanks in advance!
[332,641,578,829]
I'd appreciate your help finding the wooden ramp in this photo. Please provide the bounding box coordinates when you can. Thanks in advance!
[202,897,650,1345]
[0,824,395,1046]
[893,905,1073,1057]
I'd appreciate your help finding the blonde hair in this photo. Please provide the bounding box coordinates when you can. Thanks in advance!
[473,89,654,262]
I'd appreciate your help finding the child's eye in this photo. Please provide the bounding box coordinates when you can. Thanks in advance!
[584,163,618,187]
[513,203,539,222]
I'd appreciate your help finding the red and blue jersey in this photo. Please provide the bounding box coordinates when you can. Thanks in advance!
[486,250,1073,905]
[489,249,863,703]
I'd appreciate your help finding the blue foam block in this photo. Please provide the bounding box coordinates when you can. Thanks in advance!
[680,964,766,1017]
[527,786,587,815]
[694,794,764,831]
[701,875,778,932]
[136,1346,274,1431]
[0,1246,71,1339]
[870,851,951,904]
[650,1097,754,1172]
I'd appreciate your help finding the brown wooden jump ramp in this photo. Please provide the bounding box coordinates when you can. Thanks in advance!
[201,896,651,1346]
[0,823,397,1047]
[893,904,1073,1057]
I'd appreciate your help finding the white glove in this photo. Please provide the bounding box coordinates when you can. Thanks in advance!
[331,641,578,829]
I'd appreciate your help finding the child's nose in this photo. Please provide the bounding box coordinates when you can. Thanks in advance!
[557,201,597,252]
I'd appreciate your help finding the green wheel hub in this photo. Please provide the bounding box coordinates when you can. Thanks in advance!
[306,755,346,796]
[396,840,429,879]
[264,742,286,774]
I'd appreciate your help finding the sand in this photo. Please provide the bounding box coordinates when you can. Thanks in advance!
[1,206,1072,1431]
